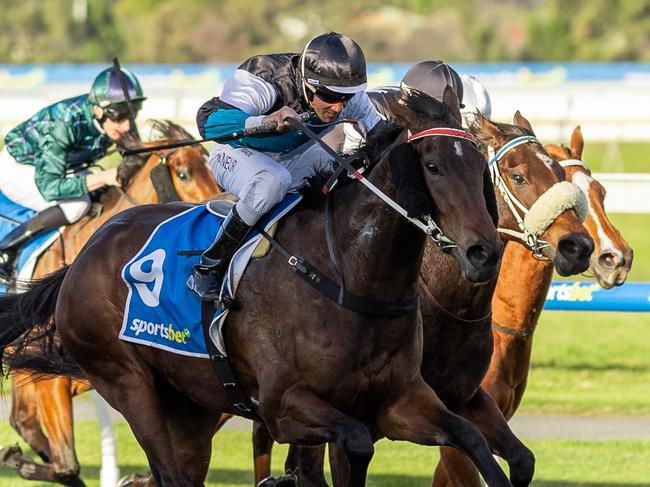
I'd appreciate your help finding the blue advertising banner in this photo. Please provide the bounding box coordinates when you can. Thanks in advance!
[544,281,650,312]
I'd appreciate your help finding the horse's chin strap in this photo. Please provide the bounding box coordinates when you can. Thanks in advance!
[487,136,587,257]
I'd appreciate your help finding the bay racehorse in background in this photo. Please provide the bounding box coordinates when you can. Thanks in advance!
[432,125,632,486]
[211,110,595,487]
[1,88,521,487]
[0,120,220,487]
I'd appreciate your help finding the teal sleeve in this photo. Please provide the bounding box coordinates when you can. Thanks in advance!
[204,108,309,153]
[33,122,89,201]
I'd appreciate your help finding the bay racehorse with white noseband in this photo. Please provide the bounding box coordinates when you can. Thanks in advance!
[433,125,629,487]
[0,88,515,487]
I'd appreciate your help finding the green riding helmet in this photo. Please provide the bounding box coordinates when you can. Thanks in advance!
[88,66,146,108]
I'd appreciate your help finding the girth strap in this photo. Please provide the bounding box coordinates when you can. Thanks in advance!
[200,300,261,421]
[255,225,419,317]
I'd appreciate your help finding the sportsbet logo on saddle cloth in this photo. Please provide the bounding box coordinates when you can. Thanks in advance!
[119,194,301,357]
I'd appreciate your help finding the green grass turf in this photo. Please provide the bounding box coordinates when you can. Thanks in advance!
[1,423,649,486]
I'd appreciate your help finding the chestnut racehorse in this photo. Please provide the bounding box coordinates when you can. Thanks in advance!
[216,111,596,487]
[1,121,220,487]
[0,89,518,487]
[432,125,632,486]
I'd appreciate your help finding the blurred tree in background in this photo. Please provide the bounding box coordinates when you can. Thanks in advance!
[2,0,650,63]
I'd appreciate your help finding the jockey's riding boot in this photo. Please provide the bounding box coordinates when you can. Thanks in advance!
[0,205,68,277]
[188,206,251,302]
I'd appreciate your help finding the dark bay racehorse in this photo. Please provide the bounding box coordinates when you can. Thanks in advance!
[237,110,595,487]
[0,88,514,487]
[434,125,631,486]
[1,121,220,487]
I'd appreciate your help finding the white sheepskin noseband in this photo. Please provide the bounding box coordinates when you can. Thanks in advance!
[523,181,588,236]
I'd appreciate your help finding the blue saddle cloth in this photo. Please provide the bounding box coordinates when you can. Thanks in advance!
[0,190,59,288]
[119,193,302,357]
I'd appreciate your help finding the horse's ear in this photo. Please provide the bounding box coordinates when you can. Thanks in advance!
[473,112,507,148]
[544,143,566,161]
[513,111,535,135]
[391,92,419,127]
[443,85,463,125]
[388,143,435,217]
[570,125,584,158]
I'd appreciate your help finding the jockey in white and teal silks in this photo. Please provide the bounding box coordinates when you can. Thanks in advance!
[188,32,391,301]
[0,66,146,276]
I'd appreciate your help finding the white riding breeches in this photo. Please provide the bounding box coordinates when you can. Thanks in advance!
[208,125,356,226]
[0,147,91,223]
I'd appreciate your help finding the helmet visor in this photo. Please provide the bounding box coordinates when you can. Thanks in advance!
[104,101,142,122]
[314,88,355,104]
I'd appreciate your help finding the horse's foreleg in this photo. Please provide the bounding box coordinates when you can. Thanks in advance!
[251,420,275,485]
[0,443,85,486]
[432,447,481,487]
[375,378,511,487]
[328,442,350,487]
[264,386,373,487]
[435,388,534,487]
[35,376,84,485]
[9,373,53,463]
[283,444,327,486]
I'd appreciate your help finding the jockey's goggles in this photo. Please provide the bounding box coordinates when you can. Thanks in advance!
[306,83,356,105]
[104,101,142,122]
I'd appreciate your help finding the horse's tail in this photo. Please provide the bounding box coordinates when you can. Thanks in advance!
[0,267,82,377]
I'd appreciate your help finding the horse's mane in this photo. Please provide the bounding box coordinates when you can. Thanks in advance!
[117,120,205,189]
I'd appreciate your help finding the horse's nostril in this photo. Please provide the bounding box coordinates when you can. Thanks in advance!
[558,238,580,257]
[466,244,488,266]
[558,235,594,261]
[598,251,621,270]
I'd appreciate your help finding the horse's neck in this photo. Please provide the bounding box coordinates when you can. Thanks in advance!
[418,241,496,319]
[331,160,425,302]
[485,242,551,414]
[492,241,553,332]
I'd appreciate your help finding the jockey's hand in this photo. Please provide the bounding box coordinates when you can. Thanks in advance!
[262,106,300,133]
[86,167,119,191]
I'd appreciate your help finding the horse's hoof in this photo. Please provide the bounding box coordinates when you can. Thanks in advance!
[257,475,297,487]
[117,473,149,487]
[0,444,23,469]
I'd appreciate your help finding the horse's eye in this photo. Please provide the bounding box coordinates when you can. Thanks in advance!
[175,169,190,181]
[426,161,440,175]
[512,173,526,185]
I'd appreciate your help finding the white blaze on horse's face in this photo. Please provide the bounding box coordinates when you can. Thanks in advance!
[535,151,556,170]
[454,141,464,157]
[571,170,617,257]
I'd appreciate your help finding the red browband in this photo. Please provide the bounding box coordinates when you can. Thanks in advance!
[407,128,477,145]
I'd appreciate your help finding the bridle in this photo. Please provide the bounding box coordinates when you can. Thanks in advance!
[487,136,587,258]
[405,127,480,249]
